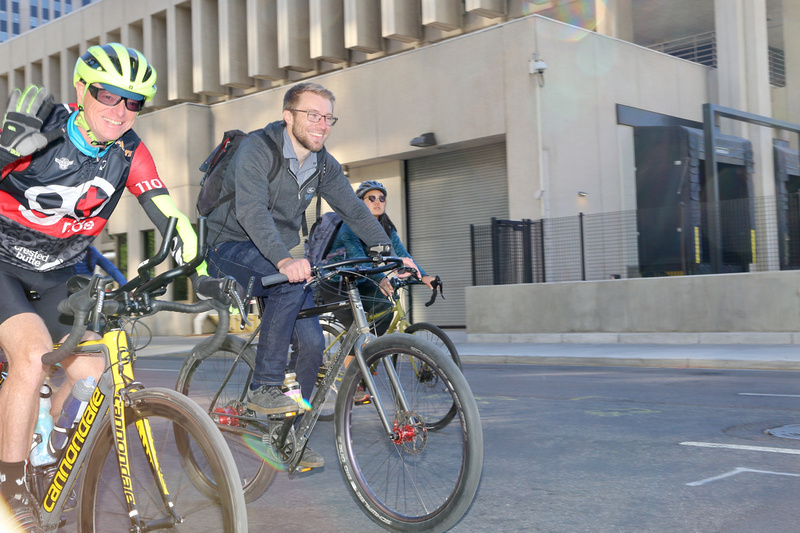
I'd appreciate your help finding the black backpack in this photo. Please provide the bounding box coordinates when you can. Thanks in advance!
[196,129,279,217]
[304,211,345,266]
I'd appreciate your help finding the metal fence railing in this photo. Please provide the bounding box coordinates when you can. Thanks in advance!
[647,31,786,88]
[471,195,800,286]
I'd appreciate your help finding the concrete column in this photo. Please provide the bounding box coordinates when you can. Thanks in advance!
[596,0,633,41]
[421,0,461,31]
[785,0,800,133]
[125,229,142,282]
[192,0,226,95]
[382,0,421,43]
[220,0,252,88]
[278,0,313,72]
[310,0,347,63]
[19,0,31,34]
[144,10,169,108]
[464,0,504,19]
[167,2,195,102]
[715,0,777,270]
[247,0,282,80]
[344,0,381,53]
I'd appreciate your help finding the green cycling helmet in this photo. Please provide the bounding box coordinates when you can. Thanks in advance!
[355,180,387,199]
[73,43,157,102]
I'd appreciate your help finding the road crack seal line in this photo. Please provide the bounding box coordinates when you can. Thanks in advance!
[686,467,800,486]
[585,407,660,417]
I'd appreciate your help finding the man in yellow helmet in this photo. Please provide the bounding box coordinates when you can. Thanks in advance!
[0,43,228,532]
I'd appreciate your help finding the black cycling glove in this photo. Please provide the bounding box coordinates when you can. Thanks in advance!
[0,85,61,168]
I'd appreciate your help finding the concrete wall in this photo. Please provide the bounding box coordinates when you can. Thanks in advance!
[466,270,800,338]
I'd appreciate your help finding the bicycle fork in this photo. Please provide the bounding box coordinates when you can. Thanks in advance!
[101,331,183,530]
[344,283,414,441]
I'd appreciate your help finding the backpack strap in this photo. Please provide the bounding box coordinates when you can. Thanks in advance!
[302,160,325,237]
[209,130,280,246]
[215,130,280,209]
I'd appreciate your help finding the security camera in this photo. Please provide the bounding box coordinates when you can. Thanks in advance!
[529,58,547,75]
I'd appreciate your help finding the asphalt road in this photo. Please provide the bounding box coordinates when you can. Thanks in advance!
[61,358,799,532]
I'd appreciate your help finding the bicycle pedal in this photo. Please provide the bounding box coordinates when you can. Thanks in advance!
[354,394,372,406]
[266,411,298,421]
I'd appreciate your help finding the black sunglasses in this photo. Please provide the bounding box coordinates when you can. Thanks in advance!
[87,84,145,112]
[365,195,386,203]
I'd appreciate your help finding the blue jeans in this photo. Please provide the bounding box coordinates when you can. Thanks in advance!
[206,241,324,400]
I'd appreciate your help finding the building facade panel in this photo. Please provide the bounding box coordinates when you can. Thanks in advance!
[0,0,796,333]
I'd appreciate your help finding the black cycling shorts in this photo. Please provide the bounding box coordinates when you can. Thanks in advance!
[0,261,76,341]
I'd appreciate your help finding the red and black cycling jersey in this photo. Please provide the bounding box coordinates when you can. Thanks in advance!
[0,103,169,271]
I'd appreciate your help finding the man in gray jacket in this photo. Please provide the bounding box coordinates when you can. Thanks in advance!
[205,82,390,468]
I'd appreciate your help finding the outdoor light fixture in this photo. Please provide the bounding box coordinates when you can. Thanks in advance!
[410,132,437,148]
[529,53,547,87]
[578,191,588,197]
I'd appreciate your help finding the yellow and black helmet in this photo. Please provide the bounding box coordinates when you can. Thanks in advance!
[73,43,157,102]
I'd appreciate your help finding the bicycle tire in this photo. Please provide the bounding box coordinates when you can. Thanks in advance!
[175,335,276,503]
[316,320,347,422]
[334,333,483,532]
[402,323,461,430]
[77,387,248,532]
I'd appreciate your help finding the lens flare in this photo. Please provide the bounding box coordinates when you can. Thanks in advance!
[241,433,287,472]
[523,0,606,42]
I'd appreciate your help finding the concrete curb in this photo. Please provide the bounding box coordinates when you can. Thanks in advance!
[459,354,800,371]
[468,332,800,345]
[132,335,800,372]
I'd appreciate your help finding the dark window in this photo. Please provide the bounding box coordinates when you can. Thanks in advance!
[116,233,128,275]
[142,229,155,277]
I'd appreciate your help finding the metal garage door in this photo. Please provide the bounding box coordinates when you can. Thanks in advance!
[406,143,508,326]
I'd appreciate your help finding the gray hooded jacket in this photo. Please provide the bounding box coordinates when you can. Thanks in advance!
[206,120,390,266]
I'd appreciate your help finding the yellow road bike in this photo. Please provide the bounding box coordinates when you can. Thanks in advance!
[1,218,247,532]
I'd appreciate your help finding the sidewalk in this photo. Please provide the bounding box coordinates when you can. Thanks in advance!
[132,330,800,371]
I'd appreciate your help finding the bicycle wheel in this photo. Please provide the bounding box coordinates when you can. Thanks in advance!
[175,335,276,503]
[334,333,483,533]
[78,387,247,532]
[316,320,347,422]
[403,323,461,429]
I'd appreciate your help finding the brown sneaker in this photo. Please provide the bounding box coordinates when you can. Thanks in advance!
[298,445,324,468]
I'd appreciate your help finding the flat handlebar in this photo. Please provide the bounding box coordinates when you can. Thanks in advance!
[261,255,406,289]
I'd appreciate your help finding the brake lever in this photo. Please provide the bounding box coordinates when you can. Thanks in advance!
[91,277,109,331]
[228,277,254,329]
[424,275,444,307]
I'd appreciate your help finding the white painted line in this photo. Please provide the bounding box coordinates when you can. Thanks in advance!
[739,393,800,398]
[687,467,800,486]
[680,441,800,455]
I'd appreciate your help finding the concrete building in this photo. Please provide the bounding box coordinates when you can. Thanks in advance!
[0,1,97,42]
[0,0,798,337]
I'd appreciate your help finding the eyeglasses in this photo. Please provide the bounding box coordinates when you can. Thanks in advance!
[289,109,338,126]
[365,195,386,203]
[87,84,145,112]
